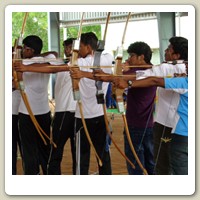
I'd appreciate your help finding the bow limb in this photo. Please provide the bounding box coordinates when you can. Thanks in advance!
[70,12,103,166]
[13,12,57,147]
[103,104,135,169]
[103,12,111,41]
[153,90,175,174]
[121,12,131,45]
[114,12,148,175]
[78,102,102,166]
[122,115,148,175]
[20,12,29,37]
[93,12,135,168]
[70,12,85,100]
[114,12,131,113]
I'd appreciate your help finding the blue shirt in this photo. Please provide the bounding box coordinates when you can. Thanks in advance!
[164,77,188,136]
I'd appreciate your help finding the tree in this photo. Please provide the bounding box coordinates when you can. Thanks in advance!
[12,12,102,56]
[59,25,101,57]
[66,25,101,39]
[12,12,48,52]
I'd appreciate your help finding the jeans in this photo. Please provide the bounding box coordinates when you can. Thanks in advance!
[170,134,188,175]
[124,126,155,175]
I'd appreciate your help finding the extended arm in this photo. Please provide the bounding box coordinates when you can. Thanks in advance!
[14,62,69,73]
[92,69,136,82]
[70,68,97,80]
[92,69,114,82]
[113,76,165,89]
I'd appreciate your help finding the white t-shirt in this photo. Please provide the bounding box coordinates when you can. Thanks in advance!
[19,54,55,115]
[155,88,180,127]
[12,90,21,115]
[75,52,114,119]
[136,63,186,127]
[54,71,77,112]
[136,63,186,79]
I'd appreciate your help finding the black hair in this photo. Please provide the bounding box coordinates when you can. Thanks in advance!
[63,38,76,46]
[80,32,98,51]
[23,35,43,55]
[127,41,152,64]
[169,36,188,61]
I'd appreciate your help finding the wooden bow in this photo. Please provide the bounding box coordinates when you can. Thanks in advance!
[12,12,57,148]
[70,12,103,167]
[113,12,148,175]
[92,12,135,169]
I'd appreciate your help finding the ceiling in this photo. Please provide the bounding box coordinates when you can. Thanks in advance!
[59,12,188,28]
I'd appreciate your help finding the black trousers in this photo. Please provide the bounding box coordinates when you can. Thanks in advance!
[75,115,111,175]
[19,112,51,175]
[153,122,172,175]
[48,111,76,175]
[12,114,22,175]
[170,134,188,175]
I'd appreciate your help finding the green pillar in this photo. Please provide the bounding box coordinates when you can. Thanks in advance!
[157,12,175,62]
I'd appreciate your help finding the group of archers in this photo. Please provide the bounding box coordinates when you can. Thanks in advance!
[12,32,188,175]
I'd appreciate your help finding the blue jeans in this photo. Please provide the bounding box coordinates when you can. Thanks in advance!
[124,127,155,175]
[170,134,188,175]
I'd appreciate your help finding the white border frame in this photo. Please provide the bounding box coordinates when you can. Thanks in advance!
[5,5,195,195]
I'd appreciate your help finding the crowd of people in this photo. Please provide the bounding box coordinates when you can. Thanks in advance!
[12,32,188,175]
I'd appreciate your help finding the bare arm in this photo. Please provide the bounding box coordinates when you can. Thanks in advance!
[132,77,165,87]
[70,68,95,80]
[14,63,69,73]
[93,70,114,82]
[113,77,165,89]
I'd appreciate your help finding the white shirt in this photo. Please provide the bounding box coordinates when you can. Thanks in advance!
[19,54,55,115]
[155,88,180,127]
[54,71,77,112]
[136,63,186,127]
[136,63,186,79]
[75,52,113,119]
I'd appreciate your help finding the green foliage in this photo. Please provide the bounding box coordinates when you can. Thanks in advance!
[12,12,48,52]
[12,12,102,56]
[60,25,101,57]
[67,25,101,39]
